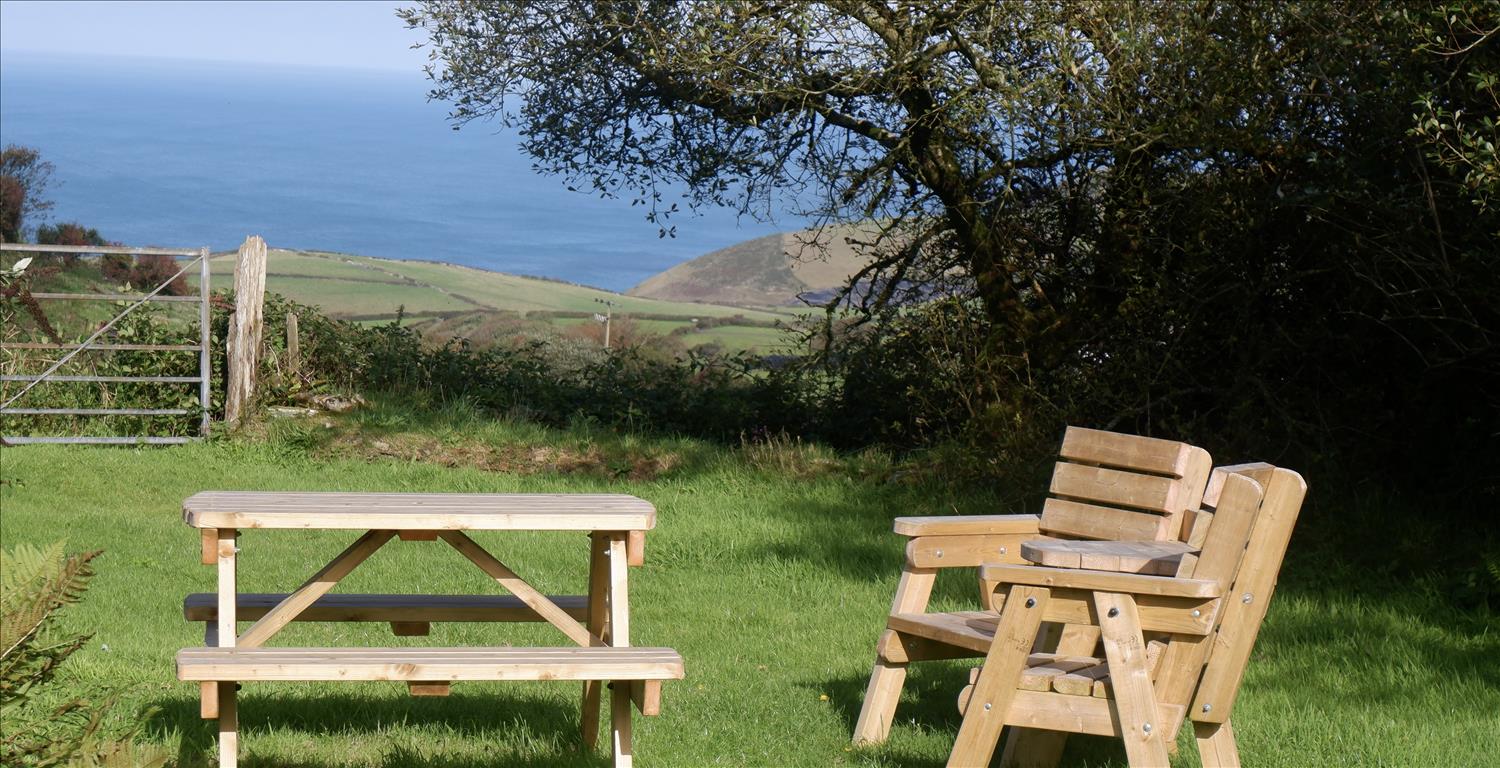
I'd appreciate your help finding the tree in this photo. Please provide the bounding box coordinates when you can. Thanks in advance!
[36,222,109,268]
[0,145,55,243]
[35,222,107,248]
[404,2,1498,479]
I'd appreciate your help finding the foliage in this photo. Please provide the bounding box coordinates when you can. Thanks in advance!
[0,145,55,243]
[34,223,109,269]
[0,543,167,767]
[350,320,813,441]
[35,223,108,248]
[126,254,188,296]
[98,255,131,284]
[209,290,373,412]
[404,0,1499,545]
[1408,2,1500,212]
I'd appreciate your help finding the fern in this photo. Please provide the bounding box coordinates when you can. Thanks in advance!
[0,543,169,767]
[0,544,99,706]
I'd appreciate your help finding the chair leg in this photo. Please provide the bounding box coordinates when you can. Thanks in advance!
[853,567,936,745]
[946,585,1050,768]
[853,652,909,744]
[1194,719,1241,768]
[1095,592,1170,768]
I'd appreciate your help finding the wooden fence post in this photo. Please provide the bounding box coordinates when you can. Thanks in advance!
[225,236,267,428]
[285,311,300,383]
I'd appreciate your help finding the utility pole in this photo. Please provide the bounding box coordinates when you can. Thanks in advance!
[593,297,617,350]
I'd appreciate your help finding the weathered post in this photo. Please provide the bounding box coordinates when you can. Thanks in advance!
[225,236,267,428]
[285,311,300,383]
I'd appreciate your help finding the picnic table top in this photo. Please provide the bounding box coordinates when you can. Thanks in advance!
[182,491,656,531]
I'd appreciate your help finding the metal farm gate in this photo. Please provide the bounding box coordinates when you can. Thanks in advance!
[0,243,212,445]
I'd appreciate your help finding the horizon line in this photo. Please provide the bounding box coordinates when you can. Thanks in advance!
[0,46,430,77]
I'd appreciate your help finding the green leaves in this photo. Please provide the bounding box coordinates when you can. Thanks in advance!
[0,543,99,706]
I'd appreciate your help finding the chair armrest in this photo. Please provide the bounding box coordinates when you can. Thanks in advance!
[979,563,1222,599]
[893,514,1041,538]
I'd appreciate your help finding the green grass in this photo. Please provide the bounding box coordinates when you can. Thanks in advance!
[1,409,1496,766]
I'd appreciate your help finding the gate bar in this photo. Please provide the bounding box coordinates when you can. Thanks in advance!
[28,292,201,303]
[1,375,202,383]
[2,408,191,416]
[1,436,194,445]
[0,243,200,257]
[1,343,201,351]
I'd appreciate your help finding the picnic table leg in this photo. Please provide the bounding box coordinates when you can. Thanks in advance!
[611,681,634,768]
[582,531,610,750]
[203,528,236,722]
[217,681,238,768]
[607,532,633,767]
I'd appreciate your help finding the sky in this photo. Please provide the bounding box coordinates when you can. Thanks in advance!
[0,0,424,72]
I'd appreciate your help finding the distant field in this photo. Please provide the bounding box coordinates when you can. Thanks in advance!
[198,250,803,352]
[3,249,803,352]
[205,250,797,320]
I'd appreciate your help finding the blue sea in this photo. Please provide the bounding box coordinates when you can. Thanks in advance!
[0,53,797,291]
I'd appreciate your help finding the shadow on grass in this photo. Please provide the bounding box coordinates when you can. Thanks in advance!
[813,665,1129,768]
[813,581,1500,767]
[149,690,614,768]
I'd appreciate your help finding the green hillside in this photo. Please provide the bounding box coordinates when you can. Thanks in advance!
[206,250,795,319]
[3,248,807,353]
[201,249,801,352]
[628,222,878,306]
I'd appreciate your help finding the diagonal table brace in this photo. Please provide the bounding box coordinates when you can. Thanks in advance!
[237,529,396,648]
[439,530,606,647]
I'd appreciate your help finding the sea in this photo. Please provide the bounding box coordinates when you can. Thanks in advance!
[0,52,797,292]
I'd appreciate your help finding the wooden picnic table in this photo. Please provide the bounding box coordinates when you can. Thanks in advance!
[174,491,683,768]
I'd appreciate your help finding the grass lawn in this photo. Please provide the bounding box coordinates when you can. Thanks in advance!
[1,410,1496,766]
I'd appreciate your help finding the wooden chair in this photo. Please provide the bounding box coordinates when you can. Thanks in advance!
[945,463,1306,767]
[852,427,1214,748]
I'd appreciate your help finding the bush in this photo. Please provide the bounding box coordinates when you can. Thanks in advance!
[127,254,187,296]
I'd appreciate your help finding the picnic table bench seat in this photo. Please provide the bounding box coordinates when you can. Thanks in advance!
[178,645,682,716]
[177,646,684,683]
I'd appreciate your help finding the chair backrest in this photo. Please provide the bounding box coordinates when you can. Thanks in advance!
[1038,427,1213,543]
[1149,463,1305,730]
[1188,464,1306,724]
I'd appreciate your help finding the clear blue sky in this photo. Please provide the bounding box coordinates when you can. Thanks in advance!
[0,0,424,72]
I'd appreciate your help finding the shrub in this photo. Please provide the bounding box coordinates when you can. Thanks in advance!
[128,254,187,296]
